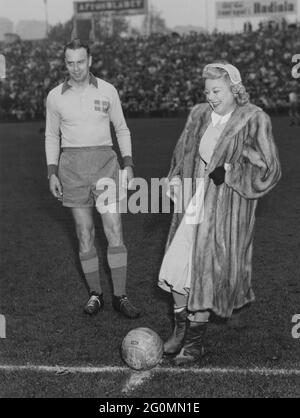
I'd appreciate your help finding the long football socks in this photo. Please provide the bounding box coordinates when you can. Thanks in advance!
[79,247,102,296]
[107,245,127,297]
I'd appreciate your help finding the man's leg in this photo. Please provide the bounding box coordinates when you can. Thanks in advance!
[71,207,103,315]
[100,210,140,319]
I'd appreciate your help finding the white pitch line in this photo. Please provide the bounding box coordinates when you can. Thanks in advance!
[0,364,300,377]
[122,371,152,394]
[0,365,126,374]
[160,367,300,377]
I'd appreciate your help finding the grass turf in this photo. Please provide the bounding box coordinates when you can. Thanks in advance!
[0,117,299,397]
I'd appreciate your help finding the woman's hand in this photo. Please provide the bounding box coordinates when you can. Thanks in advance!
[209,166,226,186]
[166,176,182,202]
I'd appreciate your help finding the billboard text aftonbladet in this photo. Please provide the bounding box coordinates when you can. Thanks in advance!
[74,0,148,17]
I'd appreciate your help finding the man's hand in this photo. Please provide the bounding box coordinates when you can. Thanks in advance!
[122,166,134,190]
[49,174,63,201]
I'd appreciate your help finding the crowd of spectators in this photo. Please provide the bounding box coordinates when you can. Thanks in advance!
[0,24,299,120]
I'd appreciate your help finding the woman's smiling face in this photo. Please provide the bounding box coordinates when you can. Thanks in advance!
[204,77,236,116]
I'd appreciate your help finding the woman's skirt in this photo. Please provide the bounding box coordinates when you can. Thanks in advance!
[158,179,205,295]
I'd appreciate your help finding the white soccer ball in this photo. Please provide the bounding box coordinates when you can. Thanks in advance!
[121,327,163,371]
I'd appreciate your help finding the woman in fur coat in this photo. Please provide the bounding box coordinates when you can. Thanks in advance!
[158,62,281,365]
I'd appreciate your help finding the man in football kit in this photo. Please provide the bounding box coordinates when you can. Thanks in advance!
[45,39,140,319]
[288,88,300,126]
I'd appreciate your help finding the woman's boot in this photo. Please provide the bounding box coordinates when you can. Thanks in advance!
[164,307,188,355]
[173,320,207,365]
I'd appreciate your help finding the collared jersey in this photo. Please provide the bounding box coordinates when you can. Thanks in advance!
[45,75,132,167]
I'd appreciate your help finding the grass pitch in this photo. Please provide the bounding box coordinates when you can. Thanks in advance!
[0,117,299,398]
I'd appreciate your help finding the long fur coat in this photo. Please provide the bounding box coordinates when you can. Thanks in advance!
[165,102,281,318]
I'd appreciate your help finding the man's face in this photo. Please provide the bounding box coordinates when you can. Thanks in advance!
[65,48,92,83]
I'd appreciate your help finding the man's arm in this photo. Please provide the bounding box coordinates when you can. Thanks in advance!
[45,91,61,178]
[109,86,133,168]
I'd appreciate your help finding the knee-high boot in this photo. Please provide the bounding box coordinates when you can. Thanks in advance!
[174,320,207,365]
[164,308,189,355]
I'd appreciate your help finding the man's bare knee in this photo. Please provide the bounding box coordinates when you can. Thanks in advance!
[101,213,123,247]
[71,208,95,252]
[107,229,123,247]
[104,223,123,247]
[76,225,95,253]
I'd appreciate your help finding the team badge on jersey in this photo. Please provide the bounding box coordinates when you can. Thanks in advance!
[94,98,110,113]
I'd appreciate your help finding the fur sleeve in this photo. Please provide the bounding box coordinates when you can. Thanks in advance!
[167,105,200,180]
[225,111,281,199]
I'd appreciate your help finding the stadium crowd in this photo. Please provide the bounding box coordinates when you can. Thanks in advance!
[0,25,299,120]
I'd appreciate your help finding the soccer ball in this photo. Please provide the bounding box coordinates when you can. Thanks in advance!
[121,327,163,371]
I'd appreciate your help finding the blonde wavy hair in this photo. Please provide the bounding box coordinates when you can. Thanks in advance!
[202,62,250,106]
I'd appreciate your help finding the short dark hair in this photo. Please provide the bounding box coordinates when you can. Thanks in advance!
[64,39,90,57]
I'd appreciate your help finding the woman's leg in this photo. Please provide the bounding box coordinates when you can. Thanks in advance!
[172,291,188,310]
[190,311,210,323]
[174,310,210,366]
[164,291,189,355]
